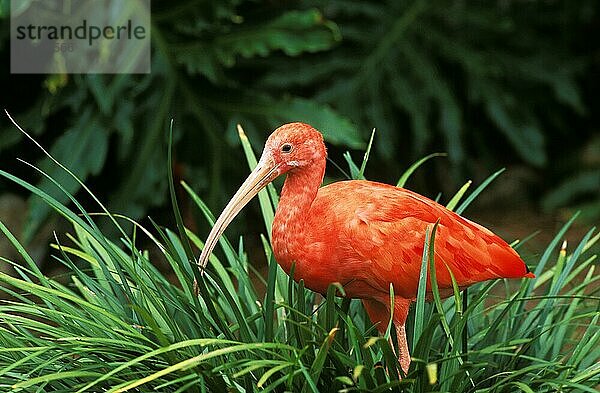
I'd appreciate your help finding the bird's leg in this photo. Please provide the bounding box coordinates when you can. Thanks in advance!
[362,297,412,375]
[393,322,410,375]
[391,298,411,375]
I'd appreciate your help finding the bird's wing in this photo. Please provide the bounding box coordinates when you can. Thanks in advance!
[310,180,531,299]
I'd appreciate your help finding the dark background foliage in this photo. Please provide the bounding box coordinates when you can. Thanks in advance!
[0,0,598,263]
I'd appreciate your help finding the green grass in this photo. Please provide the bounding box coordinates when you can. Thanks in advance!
[0,125,598,392]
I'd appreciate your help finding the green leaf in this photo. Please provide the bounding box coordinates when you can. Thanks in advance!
[206,92,362,149]
[174,9,340,80]
[266,97,363,149]
[219,9,340,60]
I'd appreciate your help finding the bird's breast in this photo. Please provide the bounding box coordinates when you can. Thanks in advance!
[271,214,343,294]
[272,213,379,297]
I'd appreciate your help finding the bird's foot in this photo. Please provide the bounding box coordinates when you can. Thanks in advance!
[398,354,410,377]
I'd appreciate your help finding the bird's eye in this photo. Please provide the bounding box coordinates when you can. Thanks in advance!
[281,143,293,153]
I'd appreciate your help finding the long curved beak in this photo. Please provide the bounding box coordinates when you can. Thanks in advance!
[197,155,279,273]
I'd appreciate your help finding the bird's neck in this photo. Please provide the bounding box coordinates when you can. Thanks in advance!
[278,161,325,221]
[272,160,325,267]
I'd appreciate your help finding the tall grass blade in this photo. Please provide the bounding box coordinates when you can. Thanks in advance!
[167,119,195,272]
[446,180,472,211]
[343,151,362,180]
[358,128,376,179]
[455,168,505,214]
[237,124,276,236]
[413,228,431,347]
[0,131,597,392]
[396,153,446,188]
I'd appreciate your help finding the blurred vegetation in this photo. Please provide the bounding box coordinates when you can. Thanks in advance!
[0,0,598,246]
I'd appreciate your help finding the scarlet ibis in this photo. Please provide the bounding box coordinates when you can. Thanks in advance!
[197,122,534,373]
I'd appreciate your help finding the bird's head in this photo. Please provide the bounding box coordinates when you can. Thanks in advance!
[262,122,326,175]
[197,122,326,270]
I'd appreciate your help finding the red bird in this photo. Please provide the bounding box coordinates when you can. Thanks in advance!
[197,122,534,373]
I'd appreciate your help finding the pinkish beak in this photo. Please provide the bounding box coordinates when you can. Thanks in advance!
[196,154,280,274]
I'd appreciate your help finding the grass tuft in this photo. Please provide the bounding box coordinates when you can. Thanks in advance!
[0,125,598,391]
